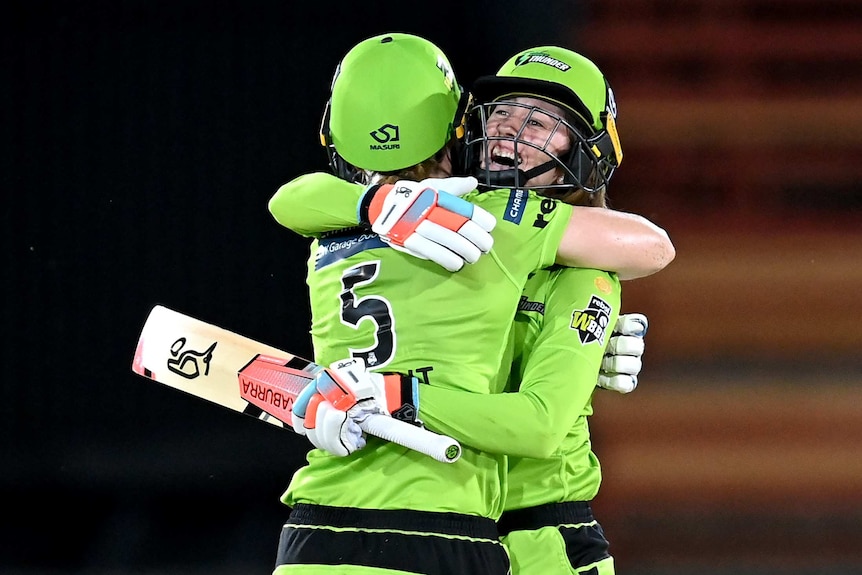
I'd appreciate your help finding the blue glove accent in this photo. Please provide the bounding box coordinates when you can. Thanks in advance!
[292,376,322,418]
[399,188,437,225]
[623,316,648,336]
[410,376,420,412]
[314,370,341,397]
[435,191,474,218]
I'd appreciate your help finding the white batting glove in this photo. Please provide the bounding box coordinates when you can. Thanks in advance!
[303,396,369,457]
[358,176,496,272]
[317,357,421,424]
[290,365,376,457]
[417,177,478,198]
[597,313,648,394]
[290,358,421,457]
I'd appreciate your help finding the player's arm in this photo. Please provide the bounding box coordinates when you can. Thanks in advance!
[269,173,494,272]
[305,269,624,459]
[269,172,365,237]
[555,207,675,280]
[271,175,673,278]
[422,312,648,456]
[419,268,621,458]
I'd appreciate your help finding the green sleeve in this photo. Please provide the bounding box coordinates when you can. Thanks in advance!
[268,172,364,237]
[418,267,621,459]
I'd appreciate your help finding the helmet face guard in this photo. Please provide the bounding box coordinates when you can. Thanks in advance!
[465,98,620,192]
[465,47,622,193]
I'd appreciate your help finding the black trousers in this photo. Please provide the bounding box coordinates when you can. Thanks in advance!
[276,504,511,575]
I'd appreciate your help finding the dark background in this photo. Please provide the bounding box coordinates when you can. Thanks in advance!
[3,1,862,574]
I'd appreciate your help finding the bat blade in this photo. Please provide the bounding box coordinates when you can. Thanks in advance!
[131,305,462,463]
[132,304,311,428]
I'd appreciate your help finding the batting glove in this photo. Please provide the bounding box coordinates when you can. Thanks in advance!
[291,388,367,457]
[290,375,361,456]
[597,313,648,394]
[318,357,421,424]
[291,358,420,457]
[358,176,496,272]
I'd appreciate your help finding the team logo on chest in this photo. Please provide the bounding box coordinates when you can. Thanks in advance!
[570,295,612,345]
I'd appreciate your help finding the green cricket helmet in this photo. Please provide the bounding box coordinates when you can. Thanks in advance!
[319,33,470,182]
[465,46,622,192]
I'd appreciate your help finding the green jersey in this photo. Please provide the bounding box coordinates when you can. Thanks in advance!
[417,267,618,467]
[270,172,573,519]
[417,266,620,507]
[502,267,620,509]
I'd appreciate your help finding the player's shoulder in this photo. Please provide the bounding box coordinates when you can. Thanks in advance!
[276,171,364,197]
[311,228,392,273]
[549,266,621,300]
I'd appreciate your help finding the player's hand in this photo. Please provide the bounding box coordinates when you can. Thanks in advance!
[597,313,648,394]
[417,177,478,198]
[358,176,496,272]
[316,358,421,425]
[291,388,368,456]
[291,371,377,457]
[290,358,421,456]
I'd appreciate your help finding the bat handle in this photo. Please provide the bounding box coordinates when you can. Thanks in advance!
[359,414,462,463]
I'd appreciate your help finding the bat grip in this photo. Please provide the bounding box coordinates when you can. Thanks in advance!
[359,414,462,463]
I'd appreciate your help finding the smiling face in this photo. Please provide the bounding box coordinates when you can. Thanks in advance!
[481,96,573,188]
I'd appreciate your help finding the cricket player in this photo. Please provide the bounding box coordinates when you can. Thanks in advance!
[466,47,641,575]
[282,46,650,574]
[269,34,673,575]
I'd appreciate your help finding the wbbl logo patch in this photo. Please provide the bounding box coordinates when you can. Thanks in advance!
[570,295,612,345]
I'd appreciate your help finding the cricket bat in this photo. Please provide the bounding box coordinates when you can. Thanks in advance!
[131,305,462,463]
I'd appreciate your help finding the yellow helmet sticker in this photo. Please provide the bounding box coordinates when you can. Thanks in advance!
[605,112,623,165]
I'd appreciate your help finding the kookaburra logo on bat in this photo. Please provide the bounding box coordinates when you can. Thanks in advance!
[167,337,218,379]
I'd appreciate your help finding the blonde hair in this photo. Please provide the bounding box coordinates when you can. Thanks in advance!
[376,139,453,185]
[540,167,608,208]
